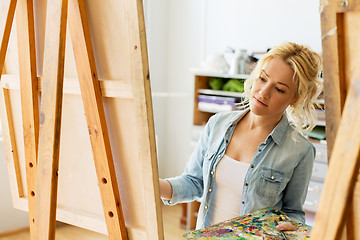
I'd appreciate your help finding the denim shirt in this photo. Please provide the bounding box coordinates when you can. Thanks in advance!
[163,109,315,229]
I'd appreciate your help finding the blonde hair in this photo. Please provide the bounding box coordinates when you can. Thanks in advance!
[241,42,323,134]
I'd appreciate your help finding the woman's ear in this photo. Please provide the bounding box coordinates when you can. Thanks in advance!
[290,98,298,108]
[290,92,299,107]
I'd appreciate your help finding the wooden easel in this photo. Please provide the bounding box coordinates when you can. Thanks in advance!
[0,0,163,239]
[310,0,360,239]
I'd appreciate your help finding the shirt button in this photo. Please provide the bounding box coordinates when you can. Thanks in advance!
[258,149,262,152]
[271,176,275,180]
[242,201,245,204]
[208,189,212,192]
[204,206,208,210]
[210,171,214,175]
[250,165,254,168]
[226,140,229,143]
[218,155,221,158]
[244,183,248,186]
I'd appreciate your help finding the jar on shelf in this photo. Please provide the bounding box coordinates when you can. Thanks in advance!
[228,49,241,75]
[238,49,248,75]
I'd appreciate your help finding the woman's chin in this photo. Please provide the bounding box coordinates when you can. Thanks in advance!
[249,101,267,115]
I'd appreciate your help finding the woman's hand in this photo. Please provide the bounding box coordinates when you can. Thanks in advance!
[276,222,297,231]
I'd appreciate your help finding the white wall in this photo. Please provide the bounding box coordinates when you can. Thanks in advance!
[146,0,204,178]
[205,0,322,55]
[146,0,322,178]
[0,141,29,232]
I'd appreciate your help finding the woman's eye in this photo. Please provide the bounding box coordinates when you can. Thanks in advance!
[259,77,266,82]
[276,87,285,93]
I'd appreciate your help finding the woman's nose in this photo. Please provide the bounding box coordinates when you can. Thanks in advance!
[259,85,271,98]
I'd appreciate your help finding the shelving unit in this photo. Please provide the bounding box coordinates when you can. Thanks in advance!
[192,71,249,125]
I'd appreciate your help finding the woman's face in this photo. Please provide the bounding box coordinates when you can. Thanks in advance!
[250,57,297,119]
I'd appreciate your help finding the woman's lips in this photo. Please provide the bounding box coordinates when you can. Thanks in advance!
[254,96,268,107]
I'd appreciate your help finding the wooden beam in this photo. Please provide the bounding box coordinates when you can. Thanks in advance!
[67,0,127,239]
[0,0,16,77]
[310,72,360,239]
[0,87,24,197]
[34,0,68,239]
[16,0,39,239]
[348,176,360,239]
[124,0,164,239]
[320,0,343,159]
[1,74,134,99]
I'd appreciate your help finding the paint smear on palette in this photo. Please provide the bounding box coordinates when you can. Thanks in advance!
[183,208,311,240]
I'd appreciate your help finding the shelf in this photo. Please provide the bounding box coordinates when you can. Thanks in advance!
[191,69,250,79]
[198,89,245,98]
[198,102,233,113]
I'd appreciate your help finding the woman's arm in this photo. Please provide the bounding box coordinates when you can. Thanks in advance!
[159,179,172,200]
[162,114,217,205]
[282,144,315,223]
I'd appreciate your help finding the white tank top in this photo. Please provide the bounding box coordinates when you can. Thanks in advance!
[209,154,249,225]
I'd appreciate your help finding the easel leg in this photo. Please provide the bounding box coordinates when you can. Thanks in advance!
[345,170,360,240]
[310,78,360,239]
[0,0,17,72]
[34,0,68,239]
[0,88,24,197]
[16,0,39,239]
[67,0,127,239]
[0,0,25,221]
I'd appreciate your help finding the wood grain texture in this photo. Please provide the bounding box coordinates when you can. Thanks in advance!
[1,74,133,98]
[15,0,39,239]
[34,0,68,239]
[310,65,360,239]
[0,87,24,197]
[67,0,127,239]
[320,0,343,160]
[342,10,360,240]
[124,0,164,239]
[0,0,16,76]
[348,176,360,239]
[314,2,360,239]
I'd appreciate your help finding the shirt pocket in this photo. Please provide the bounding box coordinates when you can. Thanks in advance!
[256,168,284,198]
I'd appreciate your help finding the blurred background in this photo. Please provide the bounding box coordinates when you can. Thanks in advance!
[144,0,322,179]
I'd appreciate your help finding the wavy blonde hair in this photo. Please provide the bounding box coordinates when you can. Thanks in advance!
[240,42,323,134]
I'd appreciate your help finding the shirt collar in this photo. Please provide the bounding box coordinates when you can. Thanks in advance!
[228,108,250,128]
[268,113,290,145]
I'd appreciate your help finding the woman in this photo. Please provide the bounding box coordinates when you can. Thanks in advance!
[160,42,323,231]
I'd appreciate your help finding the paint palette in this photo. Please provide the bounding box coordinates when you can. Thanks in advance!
[183,208,311,239]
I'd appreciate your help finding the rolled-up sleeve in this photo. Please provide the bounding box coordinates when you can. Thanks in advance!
[162,115,216,205]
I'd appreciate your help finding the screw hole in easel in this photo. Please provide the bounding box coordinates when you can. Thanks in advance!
[29,162,33,168]
[31,191,35,197]
[102,178,107,184]
[32,218,35,223]
[108,211,114,217]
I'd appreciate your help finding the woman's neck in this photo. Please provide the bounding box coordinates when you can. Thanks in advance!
[245,111,283,132]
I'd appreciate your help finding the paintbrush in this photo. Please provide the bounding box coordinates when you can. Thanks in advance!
[274,220,288,240]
